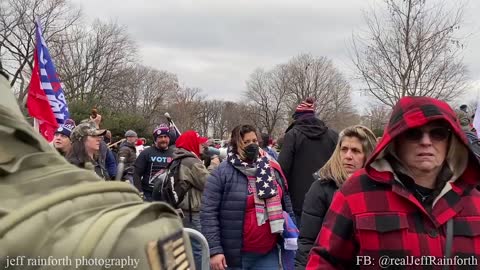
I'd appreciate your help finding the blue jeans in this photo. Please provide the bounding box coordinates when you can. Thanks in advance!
[239,247,280,270]
[183,211,202,270]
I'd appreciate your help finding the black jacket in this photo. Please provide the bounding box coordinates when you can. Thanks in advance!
[295,175,338,269]
[278,116,338,216]
[67,156,109,180]
[133,145,175,193]
[118,141,137,173]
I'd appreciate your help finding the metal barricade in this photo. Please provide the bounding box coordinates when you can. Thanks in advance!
[184,228,210,270]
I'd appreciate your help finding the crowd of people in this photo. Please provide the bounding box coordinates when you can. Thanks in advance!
[46,96,480,270]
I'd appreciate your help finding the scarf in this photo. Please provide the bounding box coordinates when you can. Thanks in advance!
[227,150,284,233]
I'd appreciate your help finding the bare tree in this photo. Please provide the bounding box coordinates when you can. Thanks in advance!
[0,0,81,102]
[362,104,391,136]
[202,100,223,138]
[325,81,358,131]
[137,67,179,120]
[196,100,215,137]
[283,54,353,123]
[318,71,354,126]
[221,101,252,138]
[54,20,137,104]
[245,66,289,136]
[168,87,205,132]
[97,64,179,129]
[243,53,353,137]
[352,0,469,107]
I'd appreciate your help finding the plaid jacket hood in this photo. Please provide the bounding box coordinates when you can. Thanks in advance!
[365,96,480,187]
[306,96,480,270]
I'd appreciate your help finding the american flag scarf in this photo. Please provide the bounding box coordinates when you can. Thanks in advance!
[227,150,284,233]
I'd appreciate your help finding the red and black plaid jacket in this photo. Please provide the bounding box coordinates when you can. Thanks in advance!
[306,97,480,270]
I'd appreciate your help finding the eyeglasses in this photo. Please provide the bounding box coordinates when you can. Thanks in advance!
[403,127,451,141]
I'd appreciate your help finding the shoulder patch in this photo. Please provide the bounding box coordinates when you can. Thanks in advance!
[146,230,190,270]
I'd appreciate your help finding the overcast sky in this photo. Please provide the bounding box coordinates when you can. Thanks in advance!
[71,0,480,109]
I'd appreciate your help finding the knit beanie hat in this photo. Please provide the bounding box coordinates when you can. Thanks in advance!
[153,124,170,141]
[295,97,316,113]
[293,97,316,120]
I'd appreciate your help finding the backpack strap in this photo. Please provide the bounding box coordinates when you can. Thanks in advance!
[178,157,194,222]
[188,188,193,222]
[171,157,194,210]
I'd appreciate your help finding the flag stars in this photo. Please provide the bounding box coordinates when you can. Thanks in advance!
[260,169,266,175]
[258,190,265,196]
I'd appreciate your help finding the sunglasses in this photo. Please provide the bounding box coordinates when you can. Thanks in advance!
[403,127,451,141]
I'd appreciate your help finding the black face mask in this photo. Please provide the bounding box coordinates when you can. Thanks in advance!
[244,143,259,162]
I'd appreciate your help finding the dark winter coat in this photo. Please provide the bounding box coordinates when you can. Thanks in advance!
[307,96,480,269]
[100,141,117,179]
[295,174,337,269]
[105,149,117,179]
[67,156,109,180]
[118,141,137,173]
[278,116,338,216]
[200,159,295,269]
[133,145,175,193]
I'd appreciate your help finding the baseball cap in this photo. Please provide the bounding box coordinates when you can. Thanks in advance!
[197,133,208,144]
[71,122,107,141]
[55,119,76,138]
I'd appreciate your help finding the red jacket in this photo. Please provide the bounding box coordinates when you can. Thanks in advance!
[306,96,480,269]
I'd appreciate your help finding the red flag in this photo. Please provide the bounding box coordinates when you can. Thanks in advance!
[26,44,58,141]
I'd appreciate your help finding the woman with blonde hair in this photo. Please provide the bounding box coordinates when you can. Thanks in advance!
[295,125,377,269]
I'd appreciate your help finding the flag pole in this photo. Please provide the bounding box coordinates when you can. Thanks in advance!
[33,117,39,132]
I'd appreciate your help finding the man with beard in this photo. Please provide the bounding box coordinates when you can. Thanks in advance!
[134,124,175,201]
